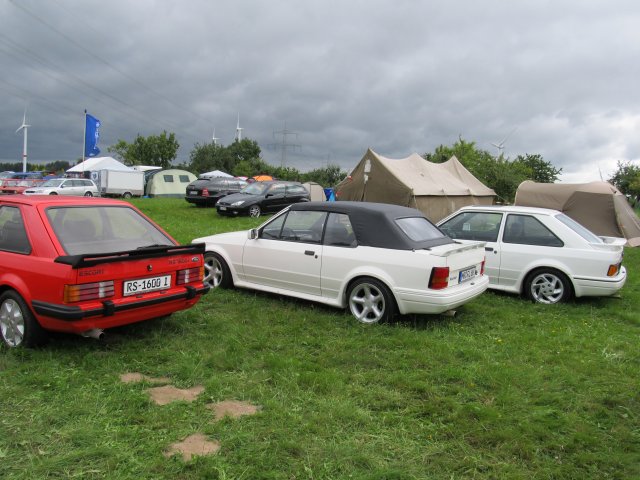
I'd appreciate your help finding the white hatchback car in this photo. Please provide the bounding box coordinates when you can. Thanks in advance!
[23,178,99,197]
[194,201,489,323]
[438,205,627,304]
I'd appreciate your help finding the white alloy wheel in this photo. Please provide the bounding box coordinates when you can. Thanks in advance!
[348,278,395,324]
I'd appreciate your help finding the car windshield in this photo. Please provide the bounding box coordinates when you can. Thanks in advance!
[40,179,64,187]
[241,183,268,195]
[395,217,447,242]
[555,213,603,244]
[47,206,175,255]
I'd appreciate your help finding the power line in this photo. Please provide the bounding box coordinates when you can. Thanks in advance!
[268,123,301,168]
[7,0,215,127]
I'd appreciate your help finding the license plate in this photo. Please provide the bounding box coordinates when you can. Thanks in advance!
[459,266,477,283]
[218,206,227,211]
[187,190,197,195]
[123,275,171,296]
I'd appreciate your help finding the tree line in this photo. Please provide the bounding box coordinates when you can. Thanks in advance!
[16,129,640,207]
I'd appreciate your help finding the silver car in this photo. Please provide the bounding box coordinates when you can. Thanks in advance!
[23,178,99,197]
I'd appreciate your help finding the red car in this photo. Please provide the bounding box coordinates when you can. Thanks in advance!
[0,195,209,347]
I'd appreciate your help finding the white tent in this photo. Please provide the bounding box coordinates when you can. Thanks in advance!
[199,170,234,178]
[67,156,132,173]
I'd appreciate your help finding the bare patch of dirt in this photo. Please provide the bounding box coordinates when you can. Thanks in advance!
[164,433,220,461]
[207,400,261,421]
[146,385,205,405]
[120,372,171,384]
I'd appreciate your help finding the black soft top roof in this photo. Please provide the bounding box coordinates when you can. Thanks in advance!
[289,201,453,250]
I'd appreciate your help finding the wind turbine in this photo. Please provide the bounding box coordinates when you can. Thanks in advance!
[491,127,517,157]
[235,113,243,142]
[212,128,219,146]
[15,107,30,172]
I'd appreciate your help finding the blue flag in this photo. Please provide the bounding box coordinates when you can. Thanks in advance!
[84,113,101,157]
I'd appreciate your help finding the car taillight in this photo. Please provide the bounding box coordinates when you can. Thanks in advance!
[202,188,209,197]
[64,281,115,302]
[607,263,621,276]
[429,267,449,290]
[480,260,485,276]
[176,267,203,285]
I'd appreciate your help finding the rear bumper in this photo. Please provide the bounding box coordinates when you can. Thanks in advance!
[394,275,489,314]
[572,267,627,298]
[32,285,209,321]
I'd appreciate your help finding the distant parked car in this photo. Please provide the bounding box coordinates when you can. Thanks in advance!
[195,201,488,323]
[437,205,627,304]
[185,177,248,207]
[0,172,45,195]
[216,181,310,217]
[0,195,209,348]
[23,178,99,197]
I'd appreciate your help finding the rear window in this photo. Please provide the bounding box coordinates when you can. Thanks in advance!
[555,213,603,243]
[396,217,447,242]
[47,206,174,255]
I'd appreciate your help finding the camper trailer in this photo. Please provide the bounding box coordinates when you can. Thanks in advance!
[95,169,145,198]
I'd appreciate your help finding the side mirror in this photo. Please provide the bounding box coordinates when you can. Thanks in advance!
[248,228,258,240]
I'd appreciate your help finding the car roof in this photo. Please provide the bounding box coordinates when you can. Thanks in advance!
[289,201,453,250]
[455,204,562,216]
[0,195,129,208]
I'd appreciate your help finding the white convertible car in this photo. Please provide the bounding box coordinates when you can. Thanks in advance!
[194,202,489,323]
[438,205,627,304]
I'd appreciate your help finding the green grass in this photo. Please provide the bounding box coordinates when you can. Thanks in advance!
[1,198,638,479]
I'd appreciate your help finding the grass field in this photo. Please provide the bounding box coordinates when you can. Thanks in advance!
[1,198,638,479]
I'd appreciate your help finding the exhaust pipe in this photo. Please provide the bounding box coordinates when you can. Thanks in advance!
[441,309,457,318]
[81,328,105,341]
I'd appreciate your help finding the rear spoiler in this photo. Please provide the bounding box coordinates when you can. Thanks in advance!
[55,243,206,269]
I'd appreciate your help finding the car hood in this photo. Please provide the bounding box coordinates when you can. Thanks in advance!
[218,192,259,204]
[24,188,52,194]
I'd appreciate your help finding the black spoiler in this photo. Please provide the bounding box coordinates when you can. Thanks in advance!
[54,243,206,269]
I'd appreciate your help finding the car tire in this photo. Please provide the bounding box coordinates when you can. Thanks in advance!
[248,205,261,218]
[203,252,233,289]
[524,268,572,304]
[122,192,132,199]
[0,291,47,348]
[49,192,58,195]
[347,277,396,324]
[84,191,93,197]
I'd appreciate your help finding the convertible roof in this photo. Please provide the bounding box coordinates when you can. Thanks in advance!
[289,201,453,249]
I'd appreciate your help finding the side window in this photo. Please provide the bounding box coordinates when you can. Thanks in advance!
[0,206,31,254]
[503,214,563,247]
[261,214,286,239]
[324,213,356,247]
[260,211,327,242]
[439,212,503,242]
[179,175,190,183]
[281,210,326,242]
[286,185,306,196]
[268,184,286,196]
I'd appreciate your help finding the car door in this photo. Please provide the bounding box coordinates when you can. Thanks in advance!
[261,183,287,212]
[497,214,564,288]
[60,179,77,195]
[241,210,326,295]
[438,211,503,285]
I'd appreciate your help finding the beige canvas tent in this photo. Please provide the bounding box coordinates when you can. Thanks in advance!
[302,181,326,201]
[515,180,640,246]
[335,149,496,222]
[145,169,197,197]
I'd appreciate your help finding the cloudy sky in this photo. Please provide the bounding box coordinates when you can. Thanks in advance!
[1,0,639,181]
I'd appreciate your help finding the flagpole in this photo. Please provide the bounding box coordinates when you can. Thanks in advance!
[82,109,86,177]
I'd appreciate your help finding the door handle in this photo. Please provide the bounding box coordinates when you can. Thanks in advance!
[485,247,493,252]
[304,250,315,256]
